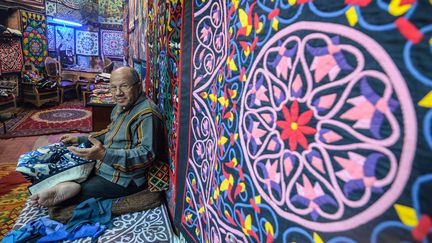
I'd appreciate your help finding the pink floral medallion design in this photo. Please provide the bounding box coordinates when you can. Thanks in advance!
[239,22,417,232]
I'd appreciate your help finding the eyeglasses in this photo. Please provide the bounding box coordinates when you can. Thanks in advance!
[109,83,138,93]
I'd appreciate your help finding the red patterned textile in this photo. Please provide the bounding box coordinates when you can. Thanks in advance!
[0,38,23,73]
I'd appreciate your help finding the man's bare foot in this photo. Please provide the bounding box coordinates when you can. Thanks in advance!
[30,182,81,207]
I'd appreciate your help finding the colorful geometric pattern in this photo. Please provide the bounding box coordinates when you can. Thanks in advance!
[176,1,432,242]
[155,0,168,110]
[55,26,75,54]
[148,162,170,192]
[21,11,48,72]
[0,37,23,73]
[101,29,124,58]
[47,25,56,51]
[98,0,123,25]
[122,3,129,63]
[145,0,155,99]
[75,30,99,56]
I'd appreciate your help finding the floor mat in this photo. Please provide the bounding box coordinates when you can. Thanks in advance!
[10,201,175,242]
[0,163,30,239]
[0,100,92,138]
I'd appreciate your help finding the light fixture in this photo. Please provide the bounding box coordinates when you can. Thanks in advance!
[51,18,82,27]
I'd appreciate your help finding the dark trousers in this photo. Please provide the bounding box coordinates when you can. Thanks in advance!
[66,175,147,204]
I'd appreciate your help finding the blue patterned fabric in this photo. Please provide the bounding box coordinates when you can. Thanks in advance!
[16,143,94,183]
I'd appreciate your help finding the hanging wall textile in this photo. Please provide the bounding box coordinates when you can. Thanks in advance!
[55,26,75,54]
[138,0,148,60]
[164,0,183,219]
[0,37,23,73]
[101,29,124,58]
[128,0,135,31]
[21,11,48,72]
[98,0,123,25]
[59,0,89,9]
[145,0,155,100]
[47,25,56,52]
[176,1,432,242]
[56,3,84,23]
[45,1,57,16]
[76,30,99,56]
[155,0,168,109]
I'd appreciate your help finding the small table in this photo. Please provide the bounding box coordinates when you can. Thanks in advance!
[87,102,115,132]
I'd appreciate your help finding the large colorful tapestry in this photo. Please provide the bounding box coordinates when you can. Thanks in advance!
[55,26,75,54]
[47,25,56,51]
[176,1,432,242]
[164,0,183,219]
[21,11,48,72]
[98,0,123,25]
[0,37,23,73]
[76,30,99,56]
[101,29,124,58]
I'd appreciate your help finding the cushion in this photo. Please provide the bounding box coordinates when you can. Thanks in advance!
[148,161,170,192]
[48,189,163,224]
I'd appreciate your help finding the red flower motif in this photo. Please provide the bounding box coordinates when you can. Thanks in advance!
[276,100,317,151]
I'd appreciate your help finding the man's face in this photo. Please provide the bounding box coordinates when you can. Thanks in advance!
[109,70,141,109]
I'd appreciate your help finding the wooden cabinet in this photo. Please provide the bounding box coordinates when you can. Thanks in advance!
[87,103,115,132]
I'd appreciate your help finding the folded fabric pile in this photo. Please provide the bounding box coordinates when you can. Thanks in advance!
[22,71,57,89]
[16,143,95,195]
[0,76,18,97]
[89,82,114,104]
[0,89,10,97]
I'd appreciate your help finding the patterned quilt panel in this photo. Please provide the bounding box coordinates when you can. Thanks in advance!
[21,11,48,72]
[76,30,99,56]
[101,29,124,58]
[98,0,123,25]
[55,26,75,55]
[0,37,23,73]
[176,1,432,242]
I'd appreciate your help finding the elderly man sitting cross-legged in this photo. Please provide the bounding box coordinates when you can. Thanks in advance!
[30,67,166,207]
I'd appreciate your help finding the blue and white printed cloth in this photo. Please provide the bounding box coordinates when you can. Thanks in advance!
[16,143,95,195]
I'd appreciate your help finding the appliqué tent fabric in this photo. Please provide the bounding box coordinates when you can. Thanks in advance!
[175,1,432,242]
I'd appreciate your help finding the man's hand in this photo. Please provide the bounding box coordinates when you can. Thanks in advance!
[60,134,79,146]
[67,136,106,160]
